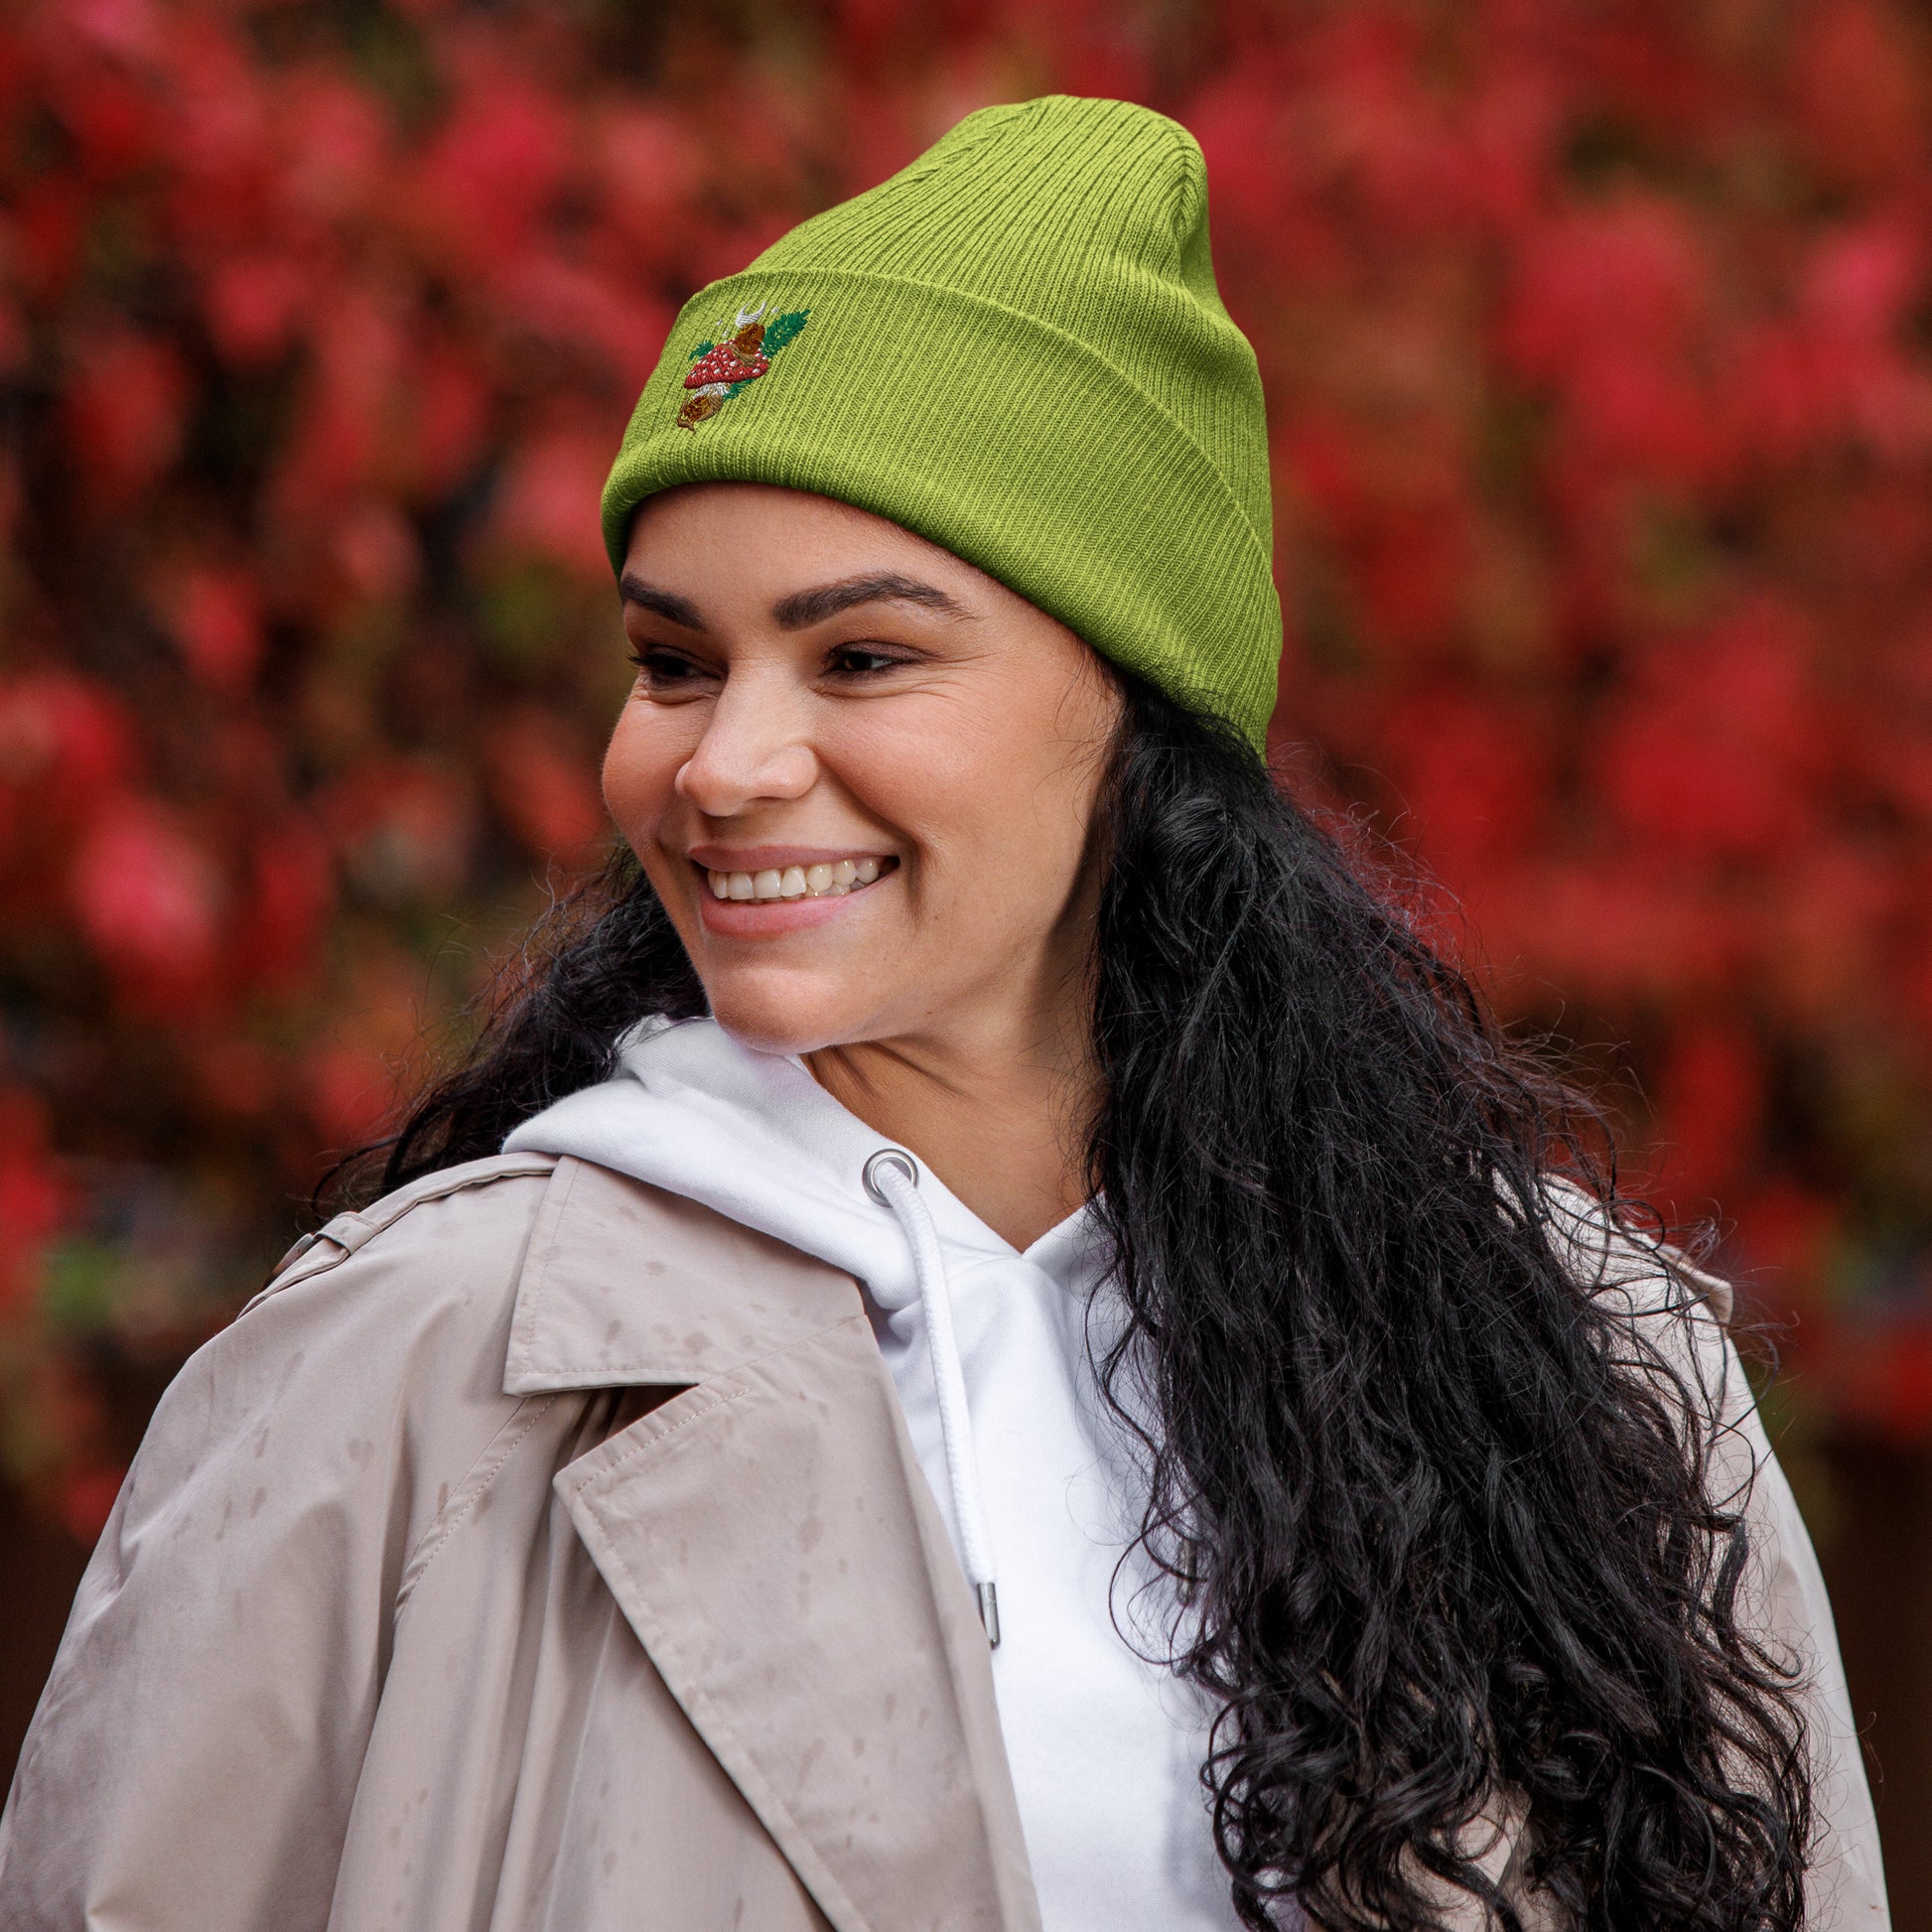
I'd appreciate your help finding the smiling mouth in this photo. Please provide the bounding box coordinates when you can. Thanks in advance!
[701,856,897,902]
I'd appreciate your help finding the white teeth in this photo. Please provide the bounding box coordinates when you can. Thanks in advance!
[704,857,893,901]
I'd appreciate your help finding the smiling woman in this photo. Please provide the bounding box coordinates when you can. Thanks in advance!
[605,485,1121,1246]
[0,97,1887,1932]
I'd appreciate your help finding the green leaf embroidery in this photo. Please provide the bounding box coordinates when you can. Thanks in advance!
[688,339,714,362]
[760,309,809,354]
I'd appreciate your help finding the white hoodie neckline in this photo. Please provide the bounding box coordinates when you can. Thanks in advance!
[508,1014,1099,1314]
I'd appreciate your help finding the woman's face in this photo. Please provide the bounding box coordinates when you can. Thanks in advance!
[605,483,1123,1060]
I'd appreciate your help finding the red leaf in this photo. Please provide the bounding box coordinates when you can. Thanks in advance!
[488,429,613,577]
[63,330,190,504]
[166,564,265,692]
[69,798,225,1000]
[483,708,608,862]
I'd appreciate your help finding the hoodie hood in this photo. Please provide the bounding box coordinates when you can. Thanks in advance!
[504,1014,1095,1315]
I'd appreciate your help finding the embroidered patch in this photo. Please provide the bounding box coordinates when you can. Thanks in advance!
[675,304,810,431]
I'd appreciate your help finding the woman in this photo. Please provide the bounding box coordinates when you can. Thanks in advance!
[0,96,1887,1931]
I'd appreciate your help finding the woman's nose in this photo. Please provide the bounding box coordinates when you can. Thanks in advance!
[673,681,818,815]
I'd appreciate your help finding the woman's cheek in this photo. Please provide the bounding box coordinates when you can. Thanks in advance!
[833,716,967,835]
[601,704,682,847]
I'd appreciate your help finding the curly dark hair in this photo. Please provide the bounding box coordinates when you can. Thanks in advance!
[341,671,1812,1929]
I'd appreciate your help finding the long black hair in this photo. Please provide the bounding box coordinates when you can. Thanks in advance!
[342,671,1811,1929]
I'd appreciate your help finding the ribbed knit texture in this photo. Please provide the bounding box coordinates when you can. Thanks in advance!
[600,94,1282,749]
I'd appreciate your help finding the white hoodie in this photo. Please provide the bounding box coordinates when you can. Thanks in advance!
[505,1015,1243,1932]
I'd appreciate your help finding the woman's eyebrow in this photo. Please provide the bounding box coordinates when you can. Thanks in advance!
[772,573,967,629]
[619,576,707,628]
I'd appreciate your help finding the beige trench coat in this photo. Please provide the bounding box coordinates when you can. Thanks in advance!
[0,1153,1888,1930]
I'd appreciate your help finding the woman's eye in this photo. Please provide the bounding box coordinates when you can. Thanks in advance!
[628,647,710,687]
[826,645,906,677]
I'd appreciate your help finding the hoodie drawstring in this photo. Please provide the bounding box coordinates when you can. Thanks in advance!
[863,1149,1000,1648]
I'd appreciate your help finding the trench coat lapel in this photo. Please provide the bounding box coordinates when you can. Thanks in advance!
[504,1157,1042,1932]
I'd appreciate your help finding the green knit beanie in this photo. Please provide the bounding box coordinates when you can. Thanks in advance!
[600,94,1281,750]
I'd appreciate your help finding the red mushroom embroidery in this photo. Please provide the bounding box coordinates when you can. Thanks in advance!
[686,332,769,389]
[675,304,810,430]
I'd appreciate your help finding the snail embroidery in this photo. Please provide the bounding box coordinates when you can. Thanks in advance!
[677,304,811,430]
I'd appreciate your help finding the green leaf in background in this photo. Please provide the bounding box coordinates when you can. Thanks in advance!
[40,1242,123,1336]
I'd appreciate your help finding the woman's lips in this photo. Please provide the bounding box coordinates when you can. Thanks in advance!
[691,854,897,936]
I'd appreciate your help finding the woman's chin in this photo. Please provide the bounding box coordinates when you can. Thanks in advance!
[699,978,880,1063]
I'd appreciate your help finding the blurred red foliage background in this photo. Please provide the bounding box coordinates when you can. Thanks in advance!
[3,0,1931,1587]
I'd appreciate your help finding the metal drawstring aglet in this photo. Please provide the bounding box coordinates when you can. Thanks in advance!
[977,1581,1001,1649]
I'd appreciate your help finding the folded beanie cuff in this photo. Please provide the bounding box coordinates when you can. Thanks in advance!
[601,267,1282,749]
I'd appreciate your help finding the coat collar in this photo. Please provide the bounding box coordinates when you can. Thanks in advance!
[503,1156,1042,1932]
[503,1152,864,1393]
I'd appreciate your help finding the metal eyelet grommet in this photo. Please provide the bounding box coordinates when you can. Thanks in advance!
[862,1148,919,1203]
